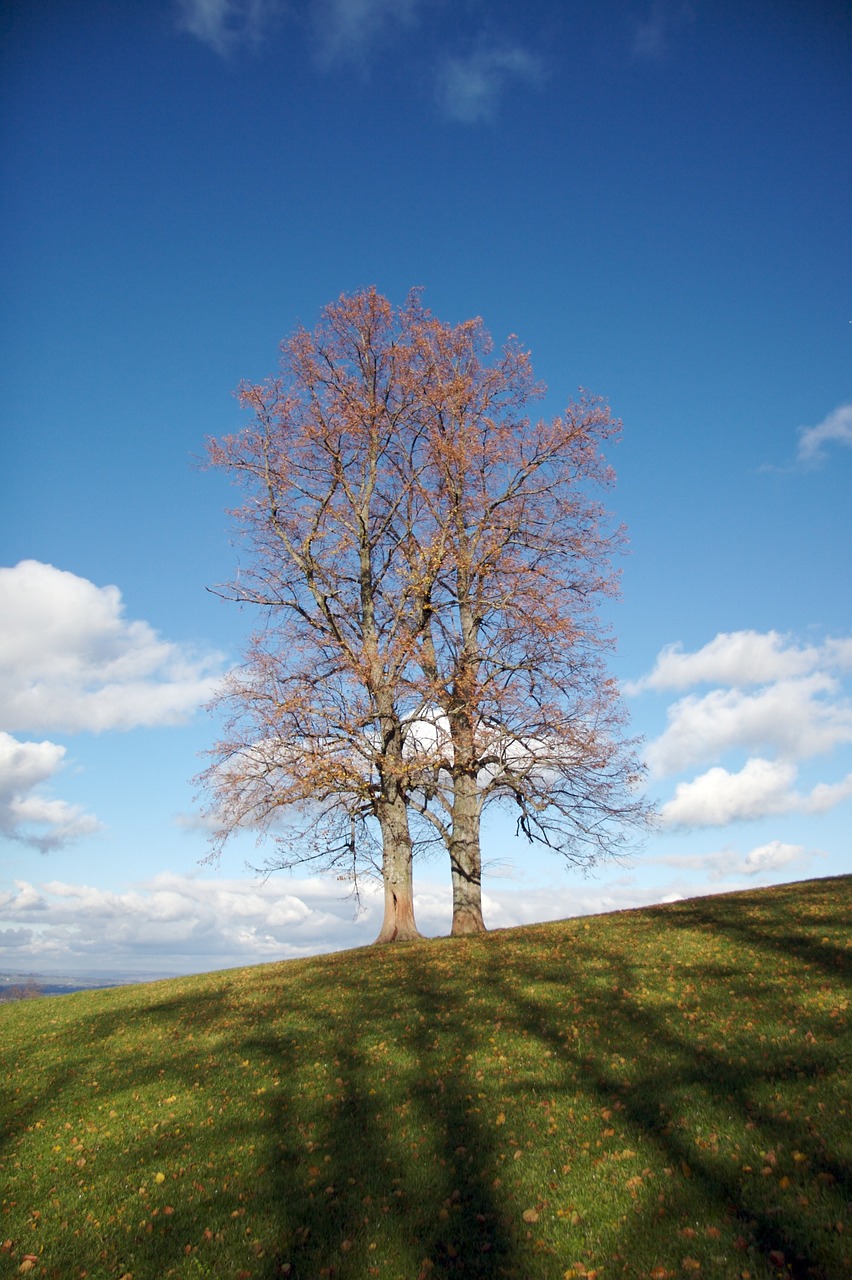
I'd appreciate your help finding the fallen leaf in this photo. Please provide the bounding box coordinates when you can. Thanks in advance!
[523,1208,540,1223]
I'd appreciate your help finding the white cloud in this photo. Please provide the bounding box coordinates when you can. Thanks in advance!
[0,858,835,977]
[0,869,676,972]
[174,0,284,56]
[0,561,224,734]
[651,840,816,880]
[177,0,429,65]
[660,756,852,828]
[631,4,668,60]
[661,757,797,827]
[646,673,852,776]
[742,840,807,875]
[797,402,852,467]
[0,732,102,853]
[0,872,410,972]
[0,870,666,973]
[436,43,543,124]
[626,630,851,694]
[804,771,852,813]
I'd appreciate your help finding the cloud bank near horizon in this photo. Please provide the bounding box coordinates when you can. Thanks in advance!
[0,856,823,975]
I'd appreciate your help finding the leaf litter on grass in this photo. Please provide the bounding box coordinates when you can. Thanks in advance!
[0,875,849,1279]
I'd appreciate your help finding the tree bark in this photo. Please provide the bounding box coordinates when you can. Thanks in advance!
[449,769,486,934]
[373,790,421,943]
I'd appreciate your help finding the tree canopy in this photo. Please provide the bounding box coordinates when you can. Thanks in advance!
[201,287,649,940]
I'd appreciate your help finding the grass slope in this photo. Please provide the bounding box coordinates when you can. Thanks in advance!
[1,876,849,1280]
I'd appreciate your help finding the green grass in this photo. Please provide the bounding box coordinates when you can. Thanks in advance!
[1,876,849,1280]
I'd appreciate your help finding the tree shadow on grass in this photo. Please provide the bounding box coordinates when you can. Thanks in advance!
[253,952,525,1278]
[7,980,260,1271]
[483,890,850,1280]
[2,876,849,1280]
[659,879,851,983]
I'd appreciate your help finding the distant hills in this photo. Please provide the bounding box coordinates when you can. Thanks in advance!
[0,969,169,1000]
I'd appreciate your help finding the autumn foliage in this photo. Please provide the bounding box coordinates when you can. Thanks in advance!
[202,288,648,938]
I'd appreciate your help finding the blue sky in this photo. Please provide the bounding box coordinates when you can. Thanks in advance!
[1,0,850,977]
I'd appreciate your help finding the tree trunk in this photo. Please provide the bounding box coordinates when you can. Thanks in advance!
[373,791,421,943]
[449,770,486,935]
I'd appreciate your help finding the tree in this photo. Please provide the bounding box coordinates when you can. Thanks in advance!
[201,288,437,942]
[399,311,650,933]
[202,287,648,944]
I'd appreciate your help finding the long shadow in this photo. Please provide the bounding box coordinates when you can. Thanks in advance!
[1,979,277,1278]
[255,950,523,1278]
[2,876,849,1279]
[481,912,849,1280]
[659,880,851,983]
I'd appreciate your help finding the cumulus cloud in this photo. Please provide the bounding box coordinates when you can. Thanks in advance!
[636,629,852,840]
[804,771,852,813]
[646,673,852,776]
[797,402,852,467]
[174,0,284,56]
[0,561,224,734]
[626,630,852,695]
[0,732,102,853]
[661,757,797,827]
[436,43,543,123]
[742,840,807,875]
[660,756,852,828]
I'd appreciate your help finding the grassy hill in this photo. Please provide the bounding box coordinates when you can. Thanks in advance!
[1,876,849,1280]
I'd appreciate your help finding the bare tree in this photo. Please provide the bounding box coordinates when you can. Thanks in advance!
[402,312,650,933]
[202,288,437,942]
[202,288,648,945]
